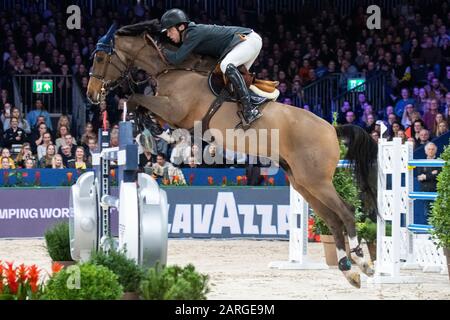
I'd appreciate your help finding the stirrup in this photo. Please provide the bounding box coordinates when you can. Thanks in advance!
[236,109,262,129]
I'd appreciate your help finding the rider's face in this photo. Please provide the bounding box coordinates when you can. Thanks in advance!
[166,25,183,44]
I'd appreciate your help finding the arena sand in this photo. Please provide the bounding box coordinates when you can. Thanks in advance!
[0,239,449,300]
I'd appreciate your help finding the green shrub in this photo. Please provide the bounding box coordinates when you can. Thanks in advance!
[42,263,123,300]
[356,218,377,243]
[44,222,72,261]
[89,249,145,292]
[429,143,450,249]
[139,264,209,300]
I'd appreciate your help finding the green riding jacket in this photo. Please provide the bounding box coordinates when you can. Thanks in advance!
[162,22,253,65]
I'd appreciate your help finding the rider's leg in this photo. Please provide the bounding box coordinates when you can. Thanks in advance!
[220,32,263,126]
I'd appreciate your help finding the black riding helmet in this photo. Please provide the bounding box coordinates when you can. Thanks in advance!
[160,8,190,33]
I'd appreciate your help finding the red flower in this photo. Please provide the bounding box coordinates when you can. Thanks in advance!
[110,169,116,179]
[27,265,41,293]
[236,176,242,185]
[268,177,275,186]
[242,176,247,185]
[34,171,41,185]
[285,174,290,185]
[17,263,27,282]
[5,262,18,294]
[51,262,63,274]
[207,176,214,185]
[189,174,195,185]
[67,171,73,184]
[22,172,28,178]
[222,176,227,186]
[173,175,179,184]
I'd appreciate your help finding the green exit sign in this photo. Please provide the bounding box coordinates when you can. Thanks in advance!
[32,79,53,93]
[347,78,366,92]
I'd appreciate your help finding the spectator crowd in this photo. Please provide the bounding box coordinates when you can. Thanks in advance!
[1,0,450,183]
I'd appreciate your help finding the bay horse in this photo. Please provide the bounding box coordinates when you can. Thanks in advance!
[87,22,378,288]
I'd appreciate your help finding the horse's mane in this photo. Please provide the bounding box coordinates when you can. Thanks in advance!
[116,19,161,36]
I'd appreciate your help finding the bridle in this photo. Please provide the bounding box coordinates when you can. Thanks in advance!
[89,33,207,103]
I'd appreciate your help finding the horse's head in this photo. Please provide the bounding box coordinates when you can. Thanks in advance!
[87,24,128,104]
[87,21,168,104]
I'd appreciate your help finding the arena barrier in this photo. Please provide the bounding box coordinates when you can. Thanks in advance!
[372,138,448,284]
[69,119,168,267]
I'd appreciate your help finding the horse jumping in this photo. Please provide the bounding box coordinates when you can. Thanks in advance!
[86,22,378,288]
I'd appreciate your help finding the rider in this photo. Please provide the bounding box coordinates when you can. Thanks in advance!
[160,8,263,126]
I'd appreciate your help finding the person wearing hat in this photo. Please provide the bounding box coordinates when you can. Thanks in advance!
[159,8,263,127]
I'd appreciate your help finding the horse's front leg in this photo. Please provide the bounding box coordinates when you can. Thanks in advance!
[127,94,175,121]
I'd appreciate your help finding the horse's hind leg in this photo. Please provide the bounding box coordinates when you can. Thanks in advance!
[291,182,362,288]
[308,182,375,277]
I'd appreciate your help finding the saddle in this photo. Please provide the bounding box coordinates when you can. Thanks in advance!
[208,65,280,104]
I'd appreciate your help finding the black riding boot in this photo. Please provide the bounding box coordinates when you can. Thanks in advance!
[225,64,262,128]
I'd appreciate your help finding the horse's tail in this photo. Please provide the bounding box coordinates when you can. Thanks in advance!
[335,124,378,219]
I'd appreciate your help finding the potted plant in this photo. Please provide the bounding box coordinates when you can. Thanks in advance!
[429,143,450,281]
[89,249,145,300]
[139,263,210,300]
[44,222,74,266]
[356,218,377,261]
[41,263,123,300]
[0,261,46,300]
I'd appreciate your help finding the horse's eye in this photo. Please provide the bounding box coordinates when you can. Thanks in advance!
[96,57,104,63]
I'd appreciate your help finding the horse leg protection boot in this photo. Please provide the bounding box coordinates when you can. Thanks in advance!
[225,64,262,127]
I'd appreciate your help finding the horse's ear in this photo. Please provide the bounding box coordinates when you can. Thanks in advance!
[106,23,119,38]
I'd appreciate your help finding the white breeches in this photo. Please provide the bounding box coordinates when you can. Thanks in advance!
[220,31,262,73]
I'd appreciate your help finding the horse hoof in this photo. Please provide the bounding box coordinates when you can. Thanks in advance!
[359,261,375,277]
[363,262,375,277]
[343,271,361,289]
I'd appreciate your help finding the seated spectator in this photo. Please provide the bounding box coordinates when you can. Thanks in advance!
[190,144,202,165]
[203,144,226,168]
[420,36,442,78]
[139,149,154,173]
[30,122,49,153]
[26,99,52,131]
[370,130,379,143]
[397,129,407,143]
[60,144,75,167]
[423,98,439,132]
[186,156,198,168]
[58,134,77,155]
[412,119,426,142]
[85,137,97,162]
[151,153,186,183]
[52,154,65,169]
[170,135,190,166]
[435,121,449,137]
[1,156,11,169]
[428,77,448,100]
[417,142,441,219]
[344,111,363,127]
[39,144,56,168]
[401,104,416,128]
[298,59,312,83]
[394,88,416,117]
[80,122,97,146]
[24,158,35,169]
[3,117,27,148]
[55,125,76,150]
[363,114,377,133]
[337,101,352,124]
[417,129,431,148]
[57,115,72,136]
[37,132,53,160]
[1,102,12,129]
[387,113,398,127]
[3,107,31,134]
[15,143,34,168]
[442,66,450,91]
[388,121,404,140]
[67,146,90,170]
[1,148,15,168]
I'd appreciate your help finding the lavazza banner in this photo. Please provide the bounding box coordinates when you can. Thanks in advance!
[0,187,291,239]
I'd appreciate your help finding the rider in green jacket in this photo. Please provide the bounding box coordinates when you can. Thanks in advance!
[160,8,263,126]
